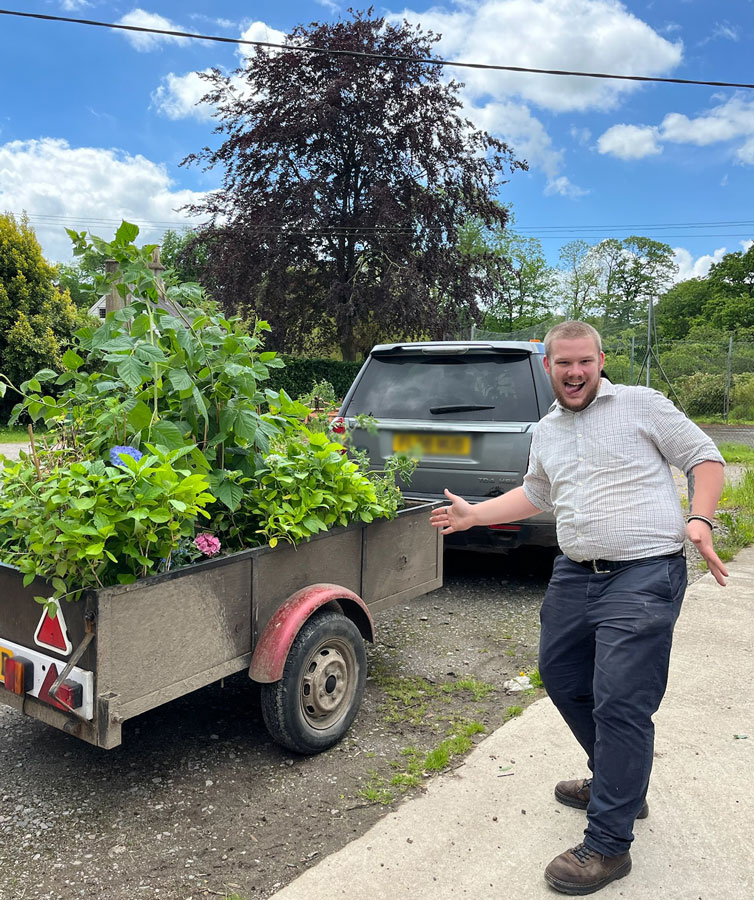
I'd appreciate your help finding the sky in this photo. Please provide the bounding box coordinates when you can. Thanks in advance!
[1,0,753,282]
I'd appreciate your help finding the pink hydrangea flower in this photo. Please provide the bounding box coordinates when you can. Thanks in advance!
[194,533,221,557]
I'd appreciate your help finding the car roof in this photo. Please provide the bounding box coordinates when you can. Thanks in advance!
[370,340,546,355]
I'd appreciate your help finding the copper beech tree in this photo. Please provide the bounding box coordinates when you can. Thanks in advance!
[182,10,525,359]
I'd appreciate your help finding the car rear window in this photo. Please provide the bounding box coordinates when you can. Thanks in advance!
[344,353,540,422]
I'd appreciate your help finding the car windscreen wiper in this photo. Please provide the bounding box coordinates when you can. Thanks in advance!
[428,404,496,414]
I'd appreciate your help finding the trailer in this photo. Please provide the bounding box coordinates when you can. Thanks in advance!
[0,500,442,754]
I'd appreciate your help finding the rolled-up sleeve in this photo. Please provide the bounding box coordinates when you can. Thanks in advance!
[523,432,554,511]
[646,392,725,474]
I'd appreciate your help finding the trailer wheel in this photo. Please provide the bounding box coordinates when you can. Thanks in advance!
[260,608,367,754]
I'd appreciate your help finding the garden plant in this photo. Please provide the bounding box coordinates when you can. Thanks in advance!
[0,224,413,615]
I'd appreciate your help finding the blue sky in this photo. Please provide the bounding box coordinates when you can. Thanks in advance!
[1,0,753,280]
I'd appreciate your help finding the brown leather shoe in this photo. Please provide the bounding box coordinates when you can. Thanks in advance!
[555,778,649,819]
[544,842,631,895]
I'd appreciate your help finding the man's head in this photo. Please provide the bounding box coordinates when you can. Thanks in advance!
[543,321,605,412]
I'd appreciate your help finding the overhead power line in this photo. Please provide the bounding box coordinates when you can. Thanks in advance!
[1,8,753,91]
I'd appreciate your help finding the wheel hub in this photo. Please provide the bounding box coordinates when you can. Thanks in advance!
[300,644,353,726]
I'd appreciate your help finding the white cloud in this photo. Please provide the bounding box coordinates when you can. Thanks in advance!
[673,246,727,281]
[597,124,662,160]
[396,0,682,113]
[115,9,192,52]
[60,0,91,10]
[544,175,589,198]
[737,138,754,165]
[0,138,206,261]
[237,21,288,63]
[597,95,754,165]
[151,71,215,121]
[660,96,754,146]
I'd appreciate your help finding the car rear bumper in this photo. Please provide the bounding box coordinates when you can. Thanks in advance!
[443,522,559,553]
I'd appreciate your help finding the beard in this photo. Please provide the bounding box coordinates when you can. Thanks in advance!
[551,375,602,412]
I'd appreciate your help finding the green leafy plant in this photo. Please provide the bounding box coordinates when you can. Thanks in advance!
[0,223,411,605]
[0,445,214,612]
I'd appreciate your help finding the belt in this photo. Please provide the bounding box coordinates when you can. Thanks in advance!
[567,549,684,574]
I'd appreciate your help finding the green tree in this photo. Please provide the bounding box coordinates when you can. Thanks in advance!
[159,227,209,284]
[556,240,601,320]
[463,219,555,332]
[593,236,677,334]
[704,245,754,331]
[654,278,714,339]
[182,9,524,359]
[0,213,84,404]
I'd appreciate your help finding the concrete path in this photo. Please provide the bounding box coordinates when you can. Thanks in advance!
[271,547,754,900]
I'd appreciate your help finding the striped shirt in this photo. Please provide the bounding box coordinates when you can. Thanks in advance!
[522,380,725,562]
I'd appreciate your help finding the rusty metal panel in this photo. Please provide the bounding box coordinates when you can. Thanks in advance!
[251,530,363,646]
[361,501,443,613]
[95,557,252,709]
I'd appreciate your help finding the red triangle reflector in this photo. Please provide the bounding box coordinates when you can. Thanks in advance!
[38,663,66,710]
[34,605,72,656]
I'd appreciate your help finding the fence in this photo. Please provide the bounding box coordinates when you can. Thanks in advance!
[466,326,754,423]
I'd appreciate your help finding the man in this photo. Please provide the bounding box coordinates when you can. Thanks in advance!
[430,321,726,895]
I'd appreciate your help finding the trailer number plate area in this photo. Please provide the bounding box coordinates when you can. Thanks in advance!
[0,637,94,720]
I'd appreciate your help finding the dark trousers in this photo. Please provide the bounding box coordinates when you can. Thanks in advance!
[539,553,687,857]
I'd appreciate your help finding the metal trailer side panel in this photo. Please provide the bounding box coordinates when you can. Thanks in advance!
[95,556,253,728]
[361,501,443,613]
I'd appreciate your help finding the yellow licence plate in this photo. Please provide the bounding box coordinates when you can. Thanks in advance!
[392,433,471,456]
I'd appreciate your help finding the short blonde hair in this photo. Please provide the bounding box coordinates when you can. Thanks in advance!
[544,321,602,358]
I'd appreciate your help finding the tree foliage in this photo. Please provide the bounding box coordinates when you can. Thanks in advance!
[462,218,555,332]
[654,244,754,339]
[182,9,524,359]
[0,212,85,406]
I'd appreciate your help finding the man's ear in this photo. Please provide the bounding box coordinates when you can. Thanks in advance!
[543,356,551,375]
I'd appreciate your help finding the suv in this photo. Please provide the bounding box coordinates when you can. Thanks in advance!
[338,341,558,553]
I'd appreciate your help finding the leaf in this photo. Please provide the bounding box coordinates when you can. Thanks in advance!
[126,399,153,433]
[148,420,187,450]
[168,368,193,392]
[115,221,140,244]
[214,477,244,511]
[269,536,278,548]
[62,349,85,371]
[117,356,150,390]
[234,407,259,443]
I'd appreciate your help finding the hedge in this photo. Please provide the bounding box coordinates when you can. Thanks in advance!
[267,356,363,402]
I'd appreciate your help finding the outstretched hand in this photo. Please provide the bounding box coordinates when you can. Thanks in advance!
[430,489,476,535]
[686,520,728,586]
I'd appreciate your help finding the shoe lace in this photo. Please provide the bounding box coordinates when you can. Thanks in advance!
[570,843,599,864]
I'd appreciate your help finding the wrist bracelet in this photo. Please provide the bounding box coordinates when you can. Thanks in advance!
[687,514,714,529]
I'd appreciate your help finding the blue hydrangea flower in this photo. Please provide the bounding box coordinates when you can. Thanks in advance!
[109,445,144,467]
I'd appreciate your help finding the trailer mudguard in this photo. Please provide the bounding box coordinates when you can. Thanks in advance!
[248,583,375,684]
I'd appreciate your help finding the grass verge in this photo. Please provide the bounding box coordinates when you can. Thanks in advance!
[715,467,754,561]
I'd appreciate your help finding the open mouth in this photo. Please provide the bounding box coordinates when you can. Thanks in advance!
[564,380,585,398]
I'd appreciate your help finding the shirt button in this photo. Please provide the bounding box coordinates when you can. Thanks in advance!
[578,457,584,461]
[577,481,582,486]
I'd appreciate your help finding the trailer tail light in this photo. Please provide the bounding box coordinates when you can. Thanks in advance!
[330,416,346,435]
[55,679,83,710]
[3,656,34,695]
[489,524,522,532]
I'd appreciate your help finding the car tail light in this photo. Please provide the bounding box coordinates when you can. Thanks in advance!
[330,416,346,435]
[3,656,34,695]
[489,524,522,532]
[54,679,83,710]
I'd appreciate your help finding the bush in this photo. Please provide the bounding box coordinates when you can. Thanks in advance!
[674,372,727,418]
[267,356,362,401]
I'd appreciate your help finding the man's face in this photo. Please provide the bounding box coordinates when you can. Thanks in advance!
[543,336,605,412]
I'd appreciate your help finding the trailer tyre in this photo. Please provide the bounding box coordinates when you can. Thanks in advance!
[260,608,367,754]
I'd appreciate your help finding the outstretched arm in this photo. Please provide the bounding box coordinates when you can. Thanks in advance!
[430,486,543,536]
[686,460,727,586]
